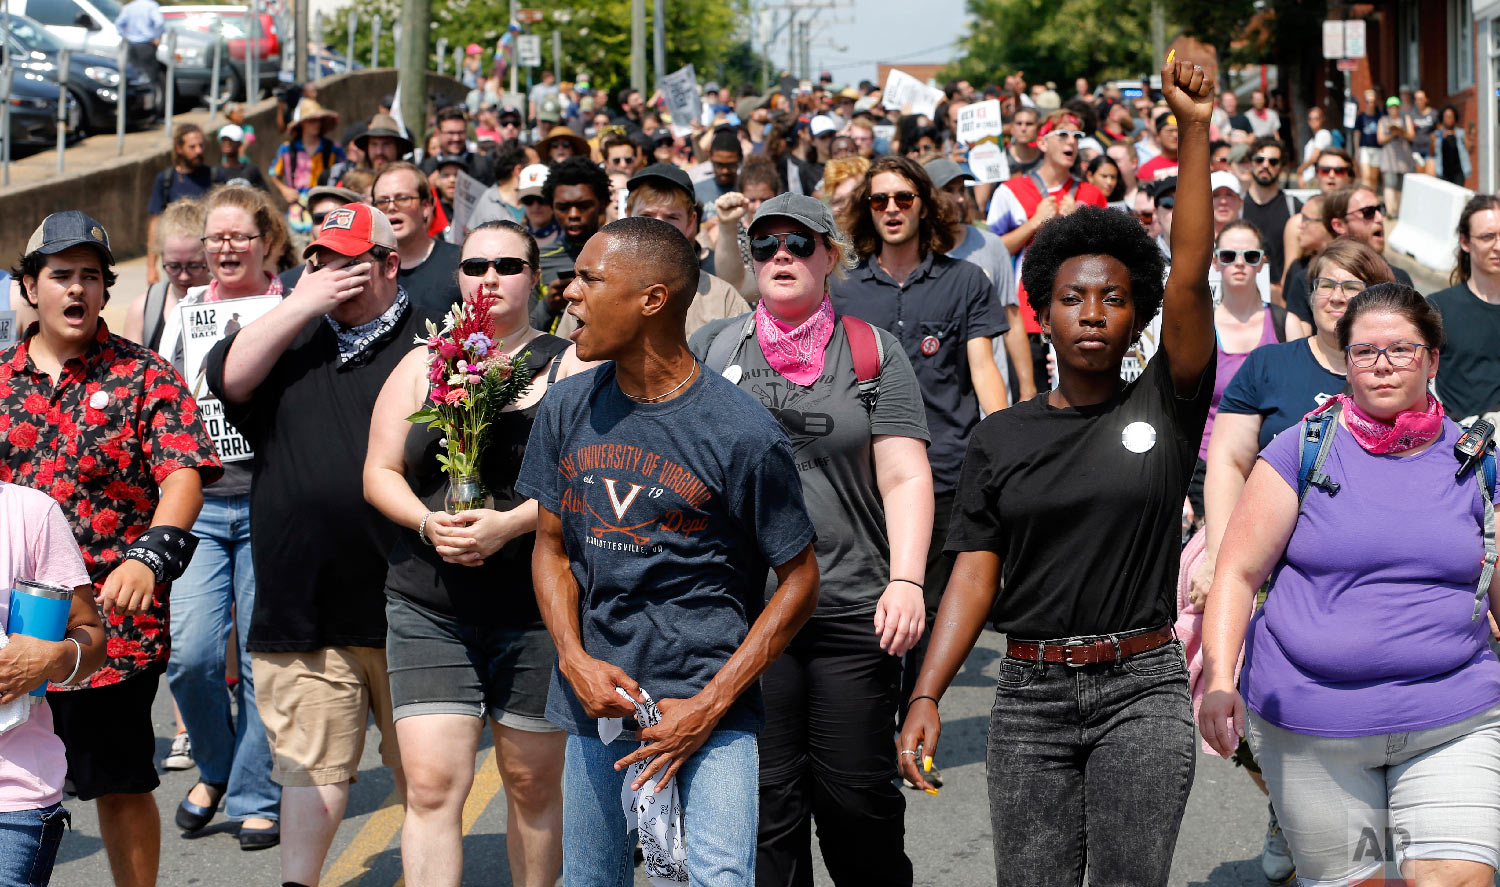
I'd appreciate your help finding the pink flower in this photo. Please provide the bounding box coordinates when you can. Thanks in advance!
[467,374,483,385]
[431,381,451,402]
[443,388,469,405]
[438,340,462,360]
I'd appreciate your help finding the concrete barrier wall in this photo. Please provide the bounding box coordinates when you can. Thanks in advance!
[0,71,467,264]
[1387,173,1474,277]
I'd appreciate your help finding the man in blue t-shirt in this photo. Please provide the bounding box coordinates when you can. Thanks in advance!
[516,217,819,882]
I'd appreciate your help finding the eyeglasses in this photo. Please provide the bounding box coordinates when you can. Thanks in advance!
[1046,130,1086,141]
[1216,248,1264,265]
[1345,203,1387,222]
[460,257,533,277]
[1251,155,1281,166]
[749,231,819,262]
[1468,231,1500,246]
[162,261,208,274]
[1157,196,1175,210]
[372,194,423,210]
[1346,341,1430,368]
[1311,277,1366,297]
[200,233,262,252]
[1316,164,1352,176]
[868,191,917,211]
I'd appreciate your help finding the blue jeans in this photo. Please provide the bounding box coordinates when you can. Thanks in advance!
[986,641,1196,887]
[562,729,758,887]
[0,804,68,886]
[166,494,279,821]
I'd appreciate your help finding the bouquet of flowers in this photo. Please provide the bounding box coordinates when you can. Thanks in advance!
[407,288,533,512]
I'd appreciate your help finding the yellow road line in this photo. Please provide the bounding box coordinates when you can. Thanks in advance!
[329,748,504,887]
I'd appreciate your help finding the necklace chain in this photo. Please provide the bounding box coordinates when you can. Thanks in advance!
[621,362,698,403]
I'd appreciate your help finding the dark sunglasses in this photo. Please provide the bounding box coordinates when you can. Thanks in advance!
[1345,203,1386,222]
[1251,155,1281,166]
[459,257,533,277]
[1135,210,1154,222]
[1157,196,1175,210]
[868,191,917,211]
[1316,164,1351,176]
[750,232,819,262]
[1216,248,1264,265]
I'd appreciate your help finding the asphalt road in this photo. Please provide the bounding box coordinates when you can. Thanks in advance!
[48,628,1287,887]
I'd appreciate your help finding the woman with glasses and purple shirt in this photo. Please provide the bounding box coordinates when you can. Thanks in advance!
[688,192,933,885]
[364,220,588,887]
[1201,283,1500,887]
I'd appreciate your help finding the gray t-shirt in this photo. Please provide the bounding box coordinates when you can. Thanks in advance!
[691,316,930,618]
[949,224,1018,388]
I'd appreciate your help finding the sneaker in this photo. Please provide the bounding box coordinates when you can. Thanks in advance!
[1261,802,1295,885]
[163,732,195,772]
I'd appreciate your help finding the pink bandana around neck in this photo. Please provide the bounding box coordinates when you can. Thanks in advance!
[755,295,835,387]
[206,274,284,302]
[1308,392,1444,454]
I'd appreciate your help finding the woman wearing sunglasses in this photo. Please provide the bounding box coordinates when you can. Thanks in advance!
[1201,284,1500,887]
[689,193,933,885]
[154,184,289,848]
[364,220,588,887]
[897,58,1216,887]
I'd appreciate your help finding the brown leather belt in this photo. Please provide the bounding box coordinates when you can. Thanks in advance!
[1005,626,1175,667]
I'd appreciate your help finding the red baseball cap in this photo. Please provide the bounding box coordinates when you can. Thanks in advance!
[302,203,398,259]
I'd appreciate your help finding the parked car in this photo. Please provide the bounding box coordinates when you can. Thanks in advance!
[7,13,156,132]
[2,67,80,156]
[160,6,281,99]
[10,0,240,107]
[307,43,363,78]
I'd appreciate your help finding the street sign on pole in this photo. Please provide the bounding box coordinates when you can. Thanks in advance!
[517,34,541,67]
[516,8,544,23]
[1336,58,1359,71]
[1343,19,1367,58]
[1322,20,1345,59]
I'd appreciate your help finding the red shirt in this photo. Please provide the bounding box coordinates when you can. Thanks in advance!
[0,322,222,687]
[1139,154,1179,182]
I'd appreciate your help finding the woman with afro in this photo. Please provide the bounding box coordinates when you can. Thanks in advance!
[898,57,1217,886]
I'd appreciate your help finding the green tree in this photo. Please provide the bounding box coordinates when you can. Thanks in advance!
[326,0,753,101]
[941,0,1164,87]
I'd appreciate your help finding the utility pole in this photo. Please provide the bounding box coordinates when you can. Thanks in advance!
[631,0,646,93]
[1150,0,1165,77]
[398,0,429,139]
[652,0,666,91]
[295,0,308,81]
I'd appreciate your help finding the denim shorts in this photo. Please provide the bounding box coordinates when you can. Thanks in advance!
[386,596,558,731]
[1247,702,1500,886]
[0,803,69,887]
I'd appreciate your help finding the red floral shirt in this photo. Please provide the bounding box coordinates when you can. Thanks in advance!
[0,322,222,688]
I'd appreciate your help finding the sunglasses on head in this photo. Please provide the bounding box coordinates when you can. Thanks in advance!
[749,231,819,262]
[868,191,917,211]
[1251,154,1281,166]
[1216,248,1264,265]
[1316,164,1351,176]
[460,257,532,277]
[1345,203,1386,222]
[1156,196,1175,210]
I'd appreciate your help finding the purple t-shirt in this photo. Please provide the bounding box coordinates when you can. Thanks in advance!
[1199,308,1280,462]
[1242,418,1500,737]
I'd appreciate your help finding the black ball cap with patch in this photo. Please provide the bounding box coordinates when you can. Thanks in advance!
[26,211,114,265]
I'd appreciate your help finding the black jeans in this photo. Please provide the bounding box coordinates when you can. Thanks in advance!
[757,614,912,887]
[986,641,1196,887]
[901,489,956,724]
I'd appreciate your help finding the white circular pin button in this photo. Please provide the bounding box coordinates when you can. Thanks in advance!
[723,365,743,385]
[1121,421,1157,453]
[88,391,108,410]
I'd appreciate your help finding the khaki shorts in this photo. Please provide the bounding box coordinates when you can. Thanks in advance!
[252,646,401,787]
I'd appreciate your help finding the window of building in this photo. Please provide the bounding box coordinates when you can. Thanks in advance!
[1452,0,1475,92]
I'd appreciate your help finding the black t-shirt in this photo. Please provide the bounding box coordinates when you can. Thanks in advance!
[385,336,569,625]
[401,239,463,322]
[1430,283,1500,419]
[148,166,214,214]
[204,302,426,651]
[419,151,496,186]
[946,348,1213,638]
[1240,190,1299,284]
[1285,258,1414,323]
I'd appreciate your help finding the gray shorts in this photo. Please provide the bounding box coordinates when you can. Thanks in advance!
[385,596,560,732]
[1247,703,1500,885]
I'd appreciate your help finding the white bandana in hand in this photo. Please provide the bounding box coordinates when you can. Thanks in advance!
[599,687,687,885]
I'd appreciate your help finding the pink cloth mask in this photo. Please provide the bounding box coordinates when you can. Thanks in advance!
[755,295,834,387]
[1308,392,1444,454]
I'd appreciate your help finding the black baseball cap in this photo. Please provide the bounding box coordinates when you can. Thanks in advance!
[25,211,114,264]
[627,163,695,201]
[432,154,472,174]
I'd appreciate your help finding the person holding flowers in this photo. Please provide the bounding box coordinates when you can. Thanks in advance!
[364,219,589,887]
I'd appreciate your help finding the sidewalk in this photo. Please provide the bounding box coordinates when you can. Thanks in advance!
[1,109,224,191]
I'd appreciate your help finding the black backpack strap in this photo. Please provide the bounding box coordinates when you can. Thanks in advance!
[142,282,170,352]
[546,352,565,385]
[1270,303,1288,343]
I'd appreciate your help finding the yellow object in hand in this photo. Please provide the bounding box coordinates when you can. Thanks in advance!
[1166,49,1176,65]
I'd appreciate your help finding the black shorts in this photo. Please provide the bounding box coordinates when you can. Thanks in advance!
[48,666,163,800]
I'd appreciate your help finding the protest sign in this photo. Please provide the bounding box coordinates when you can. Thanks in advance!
[881,69,944,119]
[179,296,281,463]
[661,64,700,136]
[451,170,489,242]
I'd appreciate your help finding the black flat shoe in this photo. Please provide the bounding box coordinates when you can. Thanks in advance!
[174,781,227,833]
[238,820,280,851]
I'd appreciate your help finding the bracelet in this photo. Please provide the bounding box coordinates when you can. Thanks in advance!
[908,695,939,710]
[417,512,435,547]
[58,637,84,687]
[891,578,924,592]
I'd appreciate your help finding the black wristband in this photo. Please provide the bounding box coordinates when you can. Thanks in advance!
[892,578,924,592]
[124,526,198,583]
[908,695,939,710]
